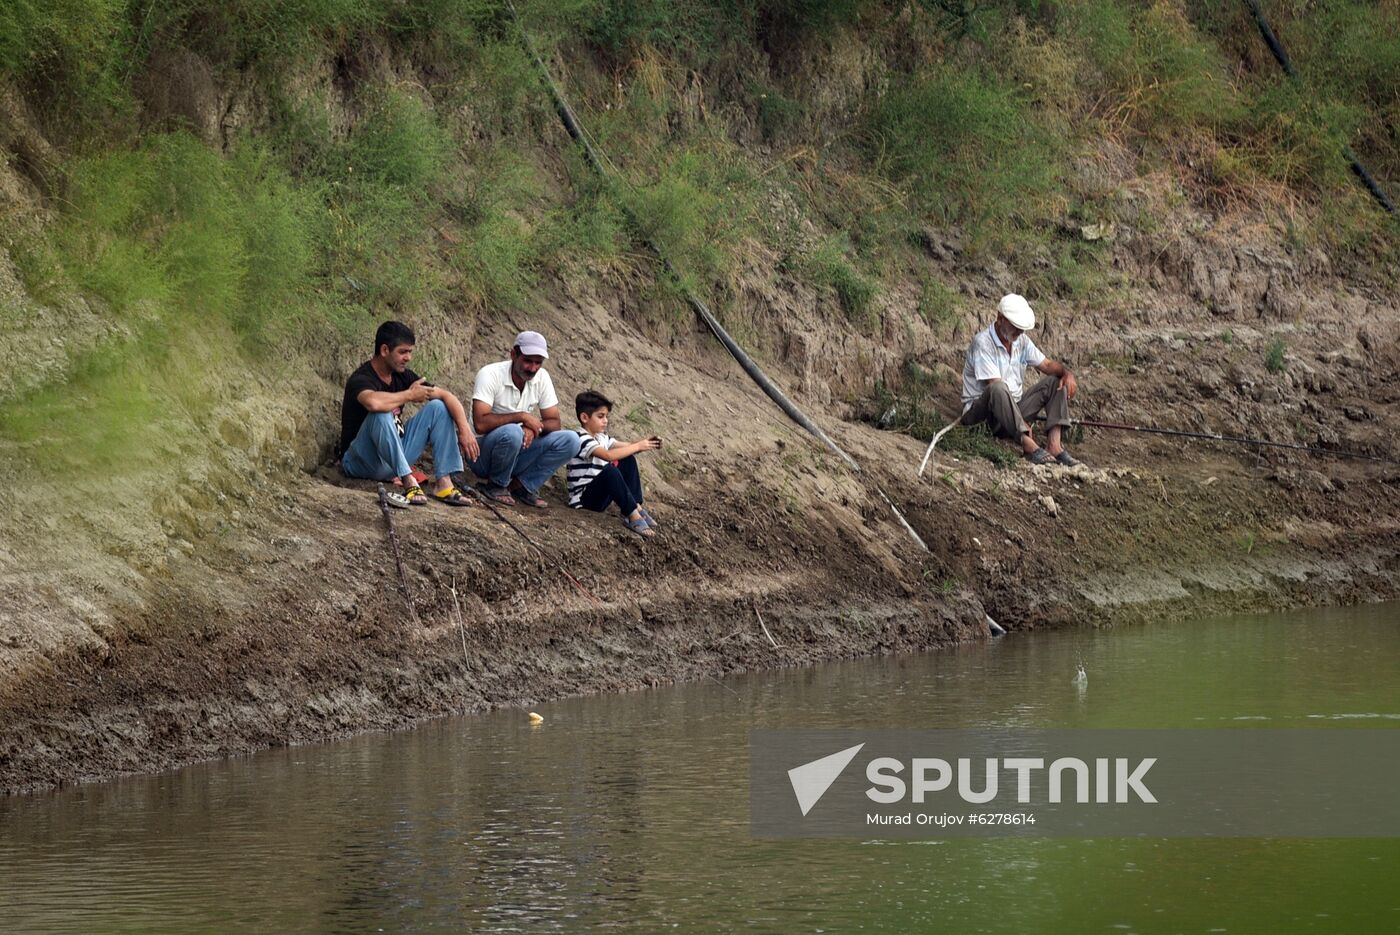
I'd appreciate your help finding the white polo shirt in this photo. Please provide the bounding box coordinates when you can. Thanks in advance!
[961,324,1046,408]
[471,360,559,415]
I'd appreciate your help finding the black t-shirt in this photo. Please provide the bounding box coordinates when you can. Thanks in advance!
[339,360,422,455]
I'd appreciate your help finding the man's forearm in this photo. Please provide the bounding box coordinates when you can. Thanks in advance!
[541,415,562,434]
[1041,360,1070,378]
[438,391,474,439]
[361,389,417,413]
[473,409,522,434]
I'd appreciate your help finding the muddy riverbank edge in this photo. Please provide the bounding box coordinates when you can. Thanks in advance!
[4,434,1397,795]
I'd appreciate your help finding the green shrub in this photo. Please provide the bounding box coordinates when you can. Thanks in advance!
[138,0,379,69]
[796,234,877,325]
[1064,0,1241,133]
[614,144,762,297]
[917,275,960,332]
[867,65,1063,240]
[1230,82,1360,193]
[0,0,121,77]
[0,0,129,122]
[542,164,629,271]
[314,89,453,305]
[0,130,333,471]
[574,0,868,64]
[342,89,451,190]
[46,133,323,340]
[229,145,319,335]
[1265,335,1286,373]
[626,173,721,286]
[582,1,737,63]
[871,369,1016,467]
[1252,1,1400,184]
[755,84,805,140]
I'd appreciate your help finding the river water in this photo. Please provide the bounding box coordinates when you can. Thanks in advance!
[2,603,1398,932]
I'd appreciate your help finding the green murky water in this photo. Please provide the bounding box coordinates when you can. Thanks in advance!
[2,603,1398,932]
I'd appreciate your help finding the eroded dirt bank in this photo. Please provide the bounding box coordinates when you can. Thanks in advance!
[3,306,1399,793]
[6,147,1400,793]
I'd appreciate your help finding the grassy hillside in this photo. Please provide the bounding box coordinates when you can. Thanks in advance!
[8,0,1400,790]
[2,0,1399,561]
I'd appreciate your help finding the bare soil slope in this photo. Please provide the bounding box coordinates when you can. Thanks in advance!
[4,226,1400,792]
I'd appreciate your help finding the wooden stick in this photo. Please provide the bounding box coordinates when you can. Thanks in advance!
[450,574,469,664]
[755,604,779,649]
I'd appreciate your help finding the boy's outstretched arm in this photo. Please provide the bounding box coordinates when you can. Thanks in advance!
[589,436,661,460]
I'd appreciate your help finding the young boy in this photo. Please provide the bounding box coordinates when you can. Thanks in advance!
[567,390,661,537]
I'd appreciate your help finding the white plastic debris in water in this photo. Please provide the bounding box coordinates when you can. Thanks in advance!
[528,712,544,724]
[1073,663,1088,685]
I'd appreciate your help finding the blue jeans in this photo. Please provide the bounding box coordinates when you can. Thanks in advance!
[469,423,580,494]
[341,399,465,481]
[579,455,644,516]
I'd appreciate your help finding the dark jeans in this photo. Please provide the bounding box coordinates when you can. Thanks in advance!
[580,455,644,516]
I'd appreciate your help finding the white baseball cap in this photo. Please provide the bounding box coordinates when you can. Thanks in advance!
[513,330,549,358]
[997,294,1035,331]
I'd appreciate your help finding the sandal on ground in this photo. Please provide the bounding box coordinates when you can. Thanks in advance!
[383,490,411,509]
[476,482,516,506]
[511,485,548,509]
[403,484,429,505]
[623,515,655,538]
[1024,448,1054,466]
[1054,451,1081,467]
[639,506,658,528]
[432,486,474,507]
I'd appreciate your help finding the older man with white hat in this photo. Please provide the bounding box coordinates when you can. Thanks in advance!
[468,330,582,506]
[959,294,1080,466]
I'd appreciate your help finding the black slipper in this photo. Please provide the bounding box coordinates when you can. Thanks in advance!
[476,482,516,505]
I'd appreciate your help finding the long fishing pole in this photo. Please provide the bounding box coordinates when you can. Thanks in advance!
[464,485,607,609]
[1063,418,1398,465]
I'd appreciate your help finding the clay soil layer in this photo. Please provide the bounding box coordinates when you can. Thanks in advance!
[6,188,1400,794]
[3,396,1399,794]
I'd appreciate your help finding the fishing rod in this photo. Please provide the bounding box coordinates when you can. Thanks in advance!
[1060,418,1399,465]
[464,485,607,610]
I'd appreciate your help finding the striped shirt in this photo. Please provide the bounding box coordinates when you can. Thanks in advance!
[566,430,616,508]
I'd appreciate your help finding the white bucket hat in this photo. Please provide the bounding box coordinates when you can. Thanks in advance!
[997,293,1035,331]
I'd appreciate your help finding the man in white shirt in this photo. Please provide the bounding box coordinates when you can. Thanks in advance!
[467,331,581,507]
[959,294,1081,466]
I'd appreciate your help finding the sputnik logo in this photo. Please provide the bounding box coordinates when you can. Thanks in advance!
[787,743,865,816]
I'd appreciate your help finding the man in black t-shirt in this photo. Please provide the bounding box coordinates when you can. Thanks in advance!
[339,320,480,507]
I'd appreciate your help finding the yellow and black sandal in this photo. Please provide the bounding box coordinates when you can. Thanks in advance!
[403,485,429,505]
[432,487,473,508]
